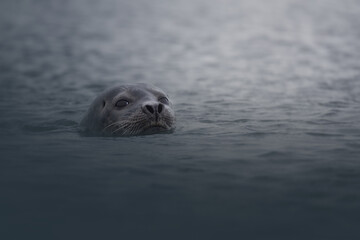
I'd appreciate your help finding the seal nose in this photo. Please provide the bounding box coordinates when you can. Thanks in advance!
[143,102,164,116]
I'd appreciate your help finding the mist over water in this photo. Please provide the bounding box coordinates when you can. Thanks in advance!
[1,0,360,239]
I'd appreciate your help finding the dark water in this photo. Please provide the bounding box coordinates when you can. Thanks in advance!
[1,0,360,239]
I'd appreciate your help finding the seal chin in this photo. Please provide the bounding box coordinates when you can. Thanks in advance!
[141,122,170,135]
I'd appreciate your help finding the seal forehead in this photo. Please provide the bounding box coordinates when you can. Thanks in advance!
[105,83,165,96]
[131,86,166,97]
[100,84,170,108]
[114,84,167,99]
[103,85,128,100]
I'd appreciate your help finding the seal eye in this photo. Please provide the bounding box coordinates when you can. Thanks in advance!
[115,99,129,108]
[159,97,169,105]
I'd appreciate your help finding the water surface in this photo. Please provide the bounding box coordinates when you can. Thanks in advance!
[1,0,360,239]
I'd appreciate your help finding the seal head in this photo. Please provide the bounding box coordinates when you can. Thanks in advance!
[81,83,175,136]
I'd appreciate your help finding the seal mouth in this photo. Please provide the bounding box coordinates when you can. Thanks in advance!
[141,122,170,135]
[143,123,168,131]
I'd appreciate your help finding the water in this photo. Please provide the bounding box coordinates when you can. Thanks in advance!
[1,0,360,239]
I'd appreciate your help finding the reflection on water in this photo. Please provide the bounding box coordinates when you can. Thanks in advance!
[1,0,360,239]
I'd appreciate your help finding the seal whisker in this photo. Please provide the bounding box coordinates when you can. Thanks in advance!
[102,121,124,132]
[111,122,133,135]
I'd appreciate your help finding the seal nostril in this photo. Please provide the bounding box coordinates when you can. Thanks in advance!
[158,104,163,113]
[146,105,154,114]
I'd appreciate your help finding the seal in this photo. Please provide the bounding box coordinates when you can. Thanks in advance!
[80,83,175,136]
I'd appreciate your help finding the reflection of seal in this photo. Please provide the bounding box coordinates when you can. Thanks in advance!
[80,83,175,136]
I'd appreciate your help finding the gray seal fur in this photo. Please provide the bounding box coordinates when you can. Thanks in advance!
[81,83,175,136]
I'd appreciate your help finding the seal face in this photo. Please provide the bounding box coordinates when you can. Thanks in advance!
[80,83,175,136]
